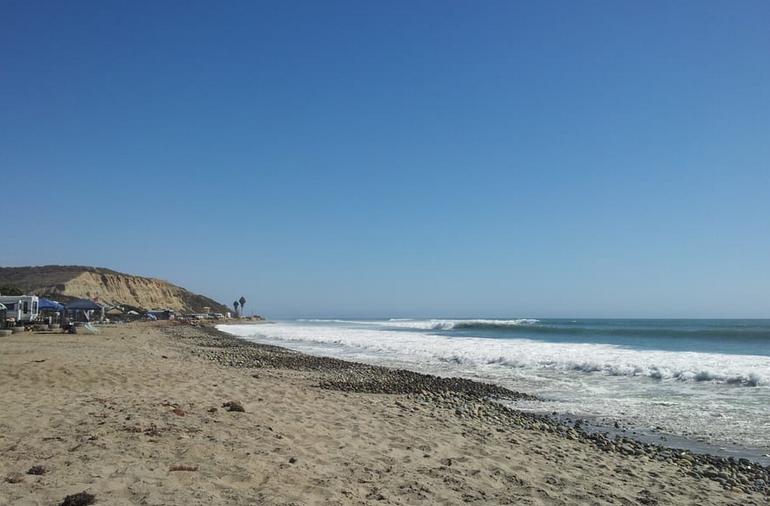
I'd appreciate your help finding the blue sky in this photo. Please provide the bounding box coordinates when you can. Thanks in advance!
[2,1,769,318]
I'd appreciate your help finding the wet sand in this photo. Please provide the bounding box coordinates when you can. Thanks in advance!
[0,322,766,505]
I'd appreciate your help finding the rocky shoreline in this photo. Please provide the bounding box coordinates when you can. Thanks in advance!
[165,322,770,497]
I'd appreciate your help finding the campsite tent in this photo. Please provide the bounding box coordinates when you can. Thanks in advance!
[39,298,65,312]
[106,307,124,320]
[65,299,103,311]
[65,299,105,322]
[38,298,65,323]
[146,309,175,320]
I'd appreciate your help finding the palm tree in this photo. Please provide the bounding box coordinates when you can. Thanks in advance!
[233,300,239,317]
[239,296,246,317]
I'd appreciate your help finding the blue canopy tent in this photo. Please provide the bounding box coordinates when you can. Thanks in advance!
[38,298,65,324]
[65,299,103,311]
[39,298,65,312]
[64,299,105,322]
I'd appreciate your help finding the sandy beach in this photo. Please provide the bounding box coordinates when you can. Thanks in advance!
[1,322,767,505]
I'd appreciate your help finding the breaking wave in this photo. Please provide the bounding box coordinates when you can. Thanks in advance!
[220,319,770,450]
[221,323,769,388]
[294,318,770,340]
[479,357,766,387]
[297,318,540,331]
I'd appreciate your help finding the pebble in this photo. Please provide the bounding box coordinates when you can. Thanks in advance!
[222,400,245,412]
[164,323,770,497]
[27,465,47,475]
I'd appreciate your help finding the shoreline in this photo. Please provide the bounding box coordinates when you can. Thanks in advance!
[207,322,770,493]
[1,321,767,504]
[544,411,770,467]
[219,321,770,467]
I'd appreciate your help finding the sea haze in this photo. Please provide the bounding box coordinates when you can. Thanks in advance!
[220,318,770,459]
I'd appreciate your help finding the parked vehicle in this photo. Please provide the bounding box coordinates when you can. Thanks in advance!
[0,295,40,324]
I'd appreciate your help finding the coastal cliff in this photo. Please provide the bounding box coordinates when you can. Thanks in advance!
[0,265,228,313]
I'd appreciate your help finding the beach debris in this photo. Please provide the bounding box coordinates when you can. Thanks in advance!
[125,423,163,436]
[60,491,96,506]
[172,407,186,416]
[5,472,24,483]
[169,464,199,472]
[288,457,297,464]
[207,407,218,413]
[27,464,47,475]
[365,489,386,501]
[145,425,162,437]
[222,400,245,412]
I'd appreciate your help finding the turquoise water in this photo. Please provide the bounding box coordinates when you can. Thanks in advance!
[221,318,770,459]
[444,319,770,356]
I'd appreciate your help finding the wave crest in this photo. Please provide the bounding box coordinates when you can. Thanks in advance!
[220,322,769,388]
[384,319,540,330]
[295,318,540,331]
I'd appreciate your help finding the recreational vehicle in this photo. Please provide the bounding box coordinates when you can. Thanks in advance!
[0,295,40,324]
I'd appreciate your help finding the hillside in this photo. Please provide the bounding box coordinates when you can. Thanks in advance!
[0,265,229,313]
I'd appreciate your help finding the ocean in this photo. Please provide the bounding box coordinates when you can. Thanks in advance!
[219,318,770,462]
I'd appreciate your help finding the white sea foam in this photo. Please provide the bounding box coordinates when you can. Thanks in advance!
[221,322,770,387]
[219,320,770,450]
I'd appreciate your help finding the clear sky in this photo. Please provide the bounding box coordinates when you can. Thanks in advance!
[2,1,769,318]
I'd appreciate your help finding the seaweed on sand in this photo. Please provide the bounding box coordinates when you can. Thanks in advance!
[60,491,96,506]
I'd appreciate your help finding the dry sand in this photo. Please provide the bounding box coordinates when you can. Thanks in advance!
[0,322,764,505]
